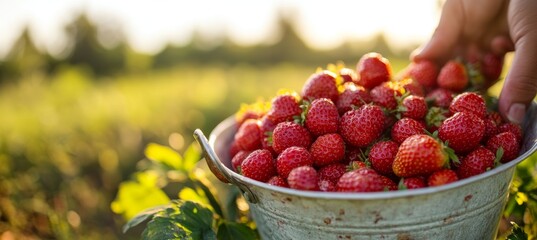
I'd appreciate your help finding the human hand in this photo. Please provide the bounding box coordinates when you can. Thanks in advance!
[413,0,537,124]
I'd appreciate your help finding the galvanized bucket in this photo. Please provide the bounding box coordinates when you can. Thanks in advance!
[193,103,537,240]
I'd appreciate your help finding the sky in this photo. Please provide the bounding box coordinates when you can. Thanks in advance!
[0,0,442,58]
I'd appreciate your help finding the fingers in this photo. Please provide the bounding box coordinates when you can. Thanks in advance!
[498,37,537,124]
[412,0,464,63]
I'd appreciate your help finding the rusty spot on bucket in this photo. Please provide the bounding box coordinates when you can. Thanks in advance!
[444,216,454,224]
[337,235,351,239]
[397,233,413,240]
[373,211,384,224]
[464,194,473,202]
[324,217,331,224]
[339,209,345,215]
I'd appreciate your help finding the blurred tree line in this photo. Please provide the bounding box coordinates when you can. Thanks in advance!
[0,11,413,84]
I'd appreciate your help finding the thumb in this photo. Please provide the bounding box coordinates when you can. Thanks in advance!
[498,37,537,124]
[412,0,463,63]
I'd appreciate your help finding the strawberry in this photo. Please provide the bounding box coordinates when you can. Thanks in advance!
[272,121,311,154]
[399,177,427,190]
[449,92,487,119]
[336,168,392,192]
[438,112,485,154]
[392,134,451,177]
[267,93,302,124]
[408,60,439,89]
[240,149,276,182]
[340,104,386,147]
[427,169,458,187]
[229,140,241,159]
[318,163,347,184]
[482,117,499,143]
[426,88,454,108]
[336,82,371,115]
[481,52,504,82]
[231,150,252,172]
[305,98,339,136]
[356,52,392,89]
[276,146,313,179]
[318,179,337,192]
[391,118,426,144]
[258,115,277,154]
[456,146,496,179]
[234,119,262,151]
[369,140,399,176]
[400,95,428,120]
[497,122,523,143]
[370,82,403,110]
[310,133,345,167]
[302,70,339,103]
[287,166,319,191]
[486,132,520,163]
[339,67,358,83]
[437,60,469,92]
[267,176,289,188]
[236,110,262,127]
[488,111,504,126]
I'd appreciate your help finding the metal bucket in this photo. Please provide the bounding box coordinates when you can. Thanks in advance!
[193,103,537,240]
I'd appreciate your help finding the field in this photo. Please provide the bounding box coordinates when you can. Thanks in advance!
[1,57,536,239]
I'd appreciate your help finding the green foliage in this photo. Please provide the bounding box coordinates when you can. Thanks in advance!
[116,142,258,240]
[506,222,528,240]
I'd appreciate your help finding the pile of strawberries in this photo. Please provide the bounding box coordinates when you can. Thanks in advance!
[228,52,523,192]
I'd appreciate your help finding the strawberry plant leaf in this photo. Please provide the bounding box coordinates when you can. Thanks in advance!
[145,143,182,170]
[217,221,259,240]
[506,221,528,240]
[183,143,202,172]
[142,216,188,240]
[122,205,165,233]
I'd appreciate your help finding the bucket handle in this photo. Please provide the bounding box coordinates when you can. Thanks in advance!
[193,129,259,204]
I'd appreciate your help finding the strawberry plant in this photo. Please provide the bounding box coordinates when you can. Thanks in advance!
[112,143,258,239]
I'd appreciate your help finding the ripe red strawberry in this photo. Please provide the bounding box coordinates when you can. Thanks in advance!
[399,177,427,190]
[234,119,262,151]
[318,179,337,192]
[340,104,386,147]
[267,176,289,188]
[310,133,345,167]
[438,112,485,154]
[437,60,469,92]
[336,168,391,192]
[229,140,241,159]
[482,117,499,143]
[456,146,496,179]
[302,70,339,103]
[356,52,392,89]
[236,110,261,127]
[370,82,403,110]
[318,163,347,184]
[400,95,428,120]
[339,67,358,83]
[391,118,426,144]
[426,88,454,108]
[267,94,302,124]
[272,121,311,154]
[497,122,523,143]
[408,60,439,89]
[336,82,372,115]
[488,111,504,125]
[427,169,459,187]
[258,115,277,154]
[276,146,313,179]
[486,132,520,163]
[449,92,487,119]
[392,134,450,177]
[287,166,319,191]
[231,150,252,172]
[305,98,339,136]
[240,149,276,182]
[481,52,504,82]
[369,140,399,176]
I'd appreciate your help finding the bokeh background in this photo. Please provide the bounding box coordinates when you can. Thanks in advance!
[2,0,535,239]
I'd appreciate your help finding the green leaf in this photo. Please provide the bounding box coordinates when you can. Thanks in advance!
[142,216,188,240]
[111,174,171,220]
[145,143,182,170]
[192,179,224,219]
[167,200,216,240]
[183,143,202,172]
[506,221,528,240]
[123,205,165,233]
[217,222,259,240]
